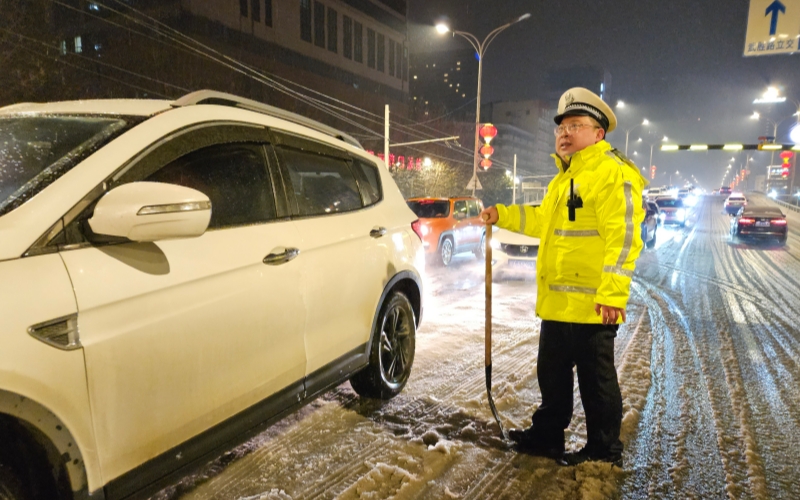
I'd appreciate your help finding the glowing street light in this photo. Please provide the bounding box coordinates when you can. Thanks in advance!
[436,12,531,195]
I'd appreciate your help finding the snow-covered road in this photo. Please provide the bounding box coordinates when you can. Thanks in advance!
[151,194,800,500]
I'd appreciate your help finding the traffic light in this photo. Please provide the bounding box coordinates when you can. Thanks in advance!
[780,151,794,178]
[650,165,656,180]
[479,123,497,170]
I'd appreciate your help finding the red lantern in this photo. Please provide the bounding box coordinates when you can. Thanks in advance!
[780,151,794,160]
[479,123,498,143]
[480,159,492,170]
[480,145,494,158]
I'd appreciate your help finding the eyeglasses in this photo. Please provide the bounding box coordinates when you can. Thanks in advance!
[554,123,599,136]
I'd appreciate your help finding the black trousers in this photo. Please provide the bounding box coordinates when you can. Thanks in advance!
[529,320,623,458]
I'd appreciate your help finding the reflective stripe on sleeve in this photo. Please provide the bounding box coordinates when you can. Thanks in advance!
[603,265,634,278]
[519,205,527,233]
[616,181,634,268]
[553,229,600,237]
[548,285,598,295]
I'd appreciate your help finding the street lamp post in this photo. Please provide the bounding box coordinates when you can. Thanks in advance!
[436,14,531,196]
[645,136,669,172]
[623,119,649,156]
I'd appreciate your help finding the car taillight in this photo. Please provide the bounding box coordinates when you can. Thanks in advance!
[738,218,754,224]
[411,219,424,240]
[772,219,787,225]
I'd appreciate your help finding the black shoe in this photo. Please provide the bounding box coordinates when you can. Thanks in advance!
[557,448,623,468]
[508,428,564,459]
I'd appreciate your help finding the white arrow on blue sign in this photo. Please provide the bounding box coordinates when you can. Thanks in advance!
[745,0,800,56]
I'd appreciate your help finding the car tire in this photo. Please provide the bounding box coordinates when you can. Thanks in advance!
[0,463,29,500]
[439,237,454,267]
[474,233,486,260]
[350,291,416,399]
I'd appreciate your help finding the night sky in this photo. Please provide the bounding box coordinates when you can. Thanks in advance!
[408,0,800,189]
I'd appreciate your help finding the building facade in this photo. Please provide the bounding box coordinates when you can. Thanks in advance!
[408,48,477,121]
[1,0,409,142]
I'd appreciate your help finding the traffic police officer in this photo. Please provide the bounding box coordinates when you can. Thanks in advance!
[481,87,647,467]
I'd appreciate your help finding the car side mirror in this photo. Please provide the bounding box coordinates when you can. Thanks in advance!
[88,182,212,242]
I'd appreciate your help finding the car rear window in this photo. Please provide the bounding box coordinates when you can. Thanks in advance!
[729,197,745,202]
[745,208,782,216]
[407,200,449,218]
[0,115,131,217]
[656,198,683,208]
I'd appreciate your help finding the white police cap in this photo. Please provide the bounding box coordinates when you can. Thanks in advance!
[553,87,617,133]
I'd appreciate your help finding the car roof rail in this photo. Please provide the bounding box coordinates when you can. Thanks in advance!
[172,90,363,150]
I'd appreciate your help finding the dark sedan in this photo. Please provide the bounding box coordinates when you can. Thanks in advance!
[730,206,788,245]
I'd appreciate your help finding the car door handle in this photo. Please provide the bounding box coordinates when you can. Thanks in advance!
[263,247,300,265]
[370,227,387,238]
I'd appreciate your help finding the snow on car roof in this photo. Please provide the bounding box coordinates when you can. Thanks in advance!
[0,99,173,117]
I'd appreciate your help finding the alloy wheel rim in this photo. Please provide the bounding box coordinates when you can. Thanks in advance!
[379,305,412,387]
[442,240,453,264]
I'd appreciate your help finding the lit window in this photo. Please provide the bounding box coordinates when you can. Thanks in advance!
[88,3,100,11]
[457,61,461,65]
[449,84,452,87]
[60,40,66,55]
[444,79,447,82]
[433,63,436,67]
[413,75,417,79]
[74,36,82,54]
[456,83,460,87]
[444,73,448,77]
[425,101,429,104]
[456,68,461,71]
[462,94,466,97]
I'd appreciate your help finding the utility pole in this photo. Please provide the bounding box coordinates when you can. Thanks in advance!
[512,154,517,205]
[384,105,390,166]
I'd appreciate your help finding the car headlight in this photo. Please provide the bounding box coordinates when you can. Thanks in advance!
[676,209,686,220]
[490,239,501,249]
[659,213,666,220]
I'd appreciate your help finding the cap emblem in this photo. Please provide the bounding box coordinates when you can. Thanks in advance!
[564,92,574,105]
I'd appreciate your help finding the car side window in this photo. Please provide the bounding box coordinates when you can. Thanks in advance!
[146,143,276,229]
[467,200,480,217]
[352,158,382,206]
[279,148,363,216]
[454,200,468,219]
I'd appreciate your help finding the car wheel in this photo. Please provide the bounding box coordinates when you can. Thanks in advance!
[474,233,486,260]
[0,463,29,500]
[439,237,454,267]
[350,291,416,399]
[645,231,656,249]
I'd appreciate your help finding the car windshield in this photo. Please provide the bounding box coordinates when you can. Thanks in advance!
[0,115,130,217]
[407,200,450,218]
[656,198,683,208]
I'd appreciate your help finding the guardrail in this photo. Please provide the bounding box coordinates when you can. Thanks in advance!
[769,197,800,213]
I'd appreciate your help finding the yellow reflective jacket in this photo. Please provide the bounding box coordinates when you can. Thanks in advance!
[496,140,648,324]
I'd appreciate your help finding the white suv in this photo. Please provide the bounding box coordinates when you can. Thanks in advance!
[0,91,424,500]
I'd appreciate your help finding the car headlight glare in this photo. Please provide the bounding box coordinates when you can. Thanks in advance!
[659,213,666,220]
[676,209,686,220]
[490,239,501,249]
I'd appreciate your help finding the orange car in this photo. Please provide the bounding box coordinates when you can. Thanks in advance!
[406,196,486,266]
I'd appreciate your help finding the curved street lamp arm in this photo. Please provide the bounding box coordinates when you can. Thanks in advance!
[482,23,514,53]
[452,30,481,55]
